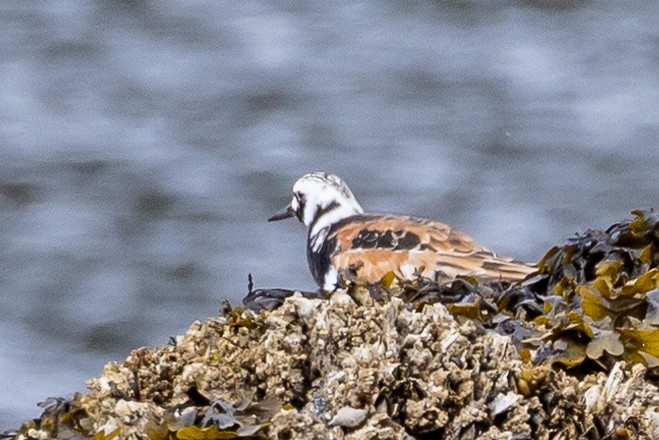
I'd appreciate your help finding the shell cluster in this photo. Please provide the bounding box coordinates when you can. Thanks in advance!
[10,291,659,439]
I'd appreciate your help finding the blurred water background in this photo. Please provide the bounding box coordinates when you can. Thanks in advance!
[1,0,658,429]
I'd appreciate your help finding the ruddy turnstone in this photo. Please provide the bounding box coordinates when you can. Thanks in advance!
[269,172,536,291]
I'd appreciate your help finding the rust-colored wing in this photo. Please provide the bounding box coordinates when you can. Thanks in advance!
[328,215,535,283]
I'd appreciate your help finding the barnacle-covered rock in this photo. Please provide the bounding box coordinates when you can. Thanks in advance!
[8,210,659,439]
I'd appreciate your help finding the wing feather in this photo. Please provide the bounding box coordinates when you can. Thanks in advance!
[327,215,535,283]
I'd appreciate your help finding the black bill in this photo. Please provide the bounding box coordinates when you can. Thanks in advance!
[268,205,295,222]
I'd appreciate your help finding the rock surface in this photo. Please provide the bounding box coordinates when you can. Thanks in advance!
[8,291,659,439]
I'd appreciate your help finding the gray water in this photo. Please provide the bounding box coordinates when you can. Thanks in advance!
[1,0,658,429]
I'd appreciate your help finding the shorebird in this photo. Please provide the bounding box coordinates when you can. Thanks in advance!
[269,172,535,291]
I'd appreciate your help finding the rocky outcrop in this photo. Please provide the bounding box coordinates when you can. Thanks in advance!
[8,210,659,439]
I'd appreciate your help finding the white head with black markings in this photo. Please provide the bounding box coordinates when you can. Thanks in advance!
[269,172,364,239]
